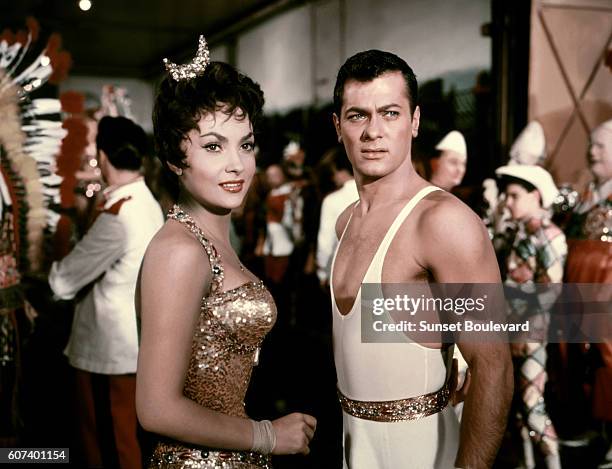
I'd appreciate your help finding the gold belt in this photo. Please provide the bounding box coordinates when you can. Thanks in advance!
[338,382,450,422]
[150,447,272,468]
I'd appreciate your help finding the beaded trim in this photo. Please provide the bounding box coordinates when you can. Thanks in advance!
[338,383,450,422]
[167,205,224,294]
[150,447,272,469]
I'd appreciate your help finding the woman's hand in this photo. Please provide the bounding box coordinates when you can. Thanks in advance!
[271,413,316,455]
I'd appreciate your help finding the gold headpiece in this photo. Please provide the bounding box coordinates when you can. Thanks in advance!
[163,35,210,82]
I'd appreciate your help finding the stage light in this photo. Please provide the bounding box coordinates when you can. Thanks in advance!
[79,0,92,12]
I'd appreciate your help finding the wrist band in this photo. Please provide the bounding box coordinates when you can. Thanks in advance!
[251,419,276,454]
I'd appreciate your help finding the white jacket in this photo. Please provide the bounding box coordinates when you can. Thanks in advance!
[49,178,163,374]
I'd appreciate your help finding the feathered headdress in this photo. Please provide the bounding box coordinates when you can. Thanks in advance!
[0,17,72,271]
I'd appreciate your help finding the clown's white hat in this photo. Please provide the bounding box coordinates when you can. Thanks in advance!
[435,130,467,158]
[495,164,559,208]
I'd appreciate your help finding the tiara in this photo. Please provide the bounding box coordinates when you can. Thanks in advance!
[163,35,210,82]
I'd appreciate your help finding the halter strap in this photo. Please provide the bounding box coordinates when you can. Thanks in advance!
[167,204,224,294]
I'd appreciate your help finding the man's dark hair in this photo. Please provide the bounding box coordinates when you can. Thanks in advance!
[498,175,538,195]
[333,50,418,116]
[153,61,265,199]
[96,116,148,171]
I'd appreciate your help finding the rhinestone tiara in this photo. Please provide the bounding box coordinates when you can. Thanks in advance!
[163,35,210,82]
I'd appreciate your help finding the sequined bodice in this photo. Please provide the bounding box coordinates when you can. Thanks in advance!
[151,205,276,469]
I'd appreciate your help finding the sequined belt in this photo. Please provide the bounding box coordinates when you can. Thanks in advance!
[150,447,272,468]
[337,382,450,422]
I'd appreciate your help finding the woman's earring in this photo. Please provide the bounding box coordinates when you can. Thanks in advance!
[175,168,183,176]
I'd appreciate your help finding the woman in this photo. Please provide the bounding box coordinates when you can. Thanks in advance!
[136,37,316,469]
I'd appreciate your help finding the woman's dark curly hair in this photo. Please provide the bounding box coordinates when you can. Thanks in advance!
[152,61,265,199]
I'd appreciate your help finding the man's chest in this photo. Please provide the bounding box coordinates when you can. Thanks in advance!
[334,217,427,294]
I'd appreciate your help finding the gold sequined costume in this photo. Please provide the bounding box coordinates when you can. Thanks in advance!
[149,206,276,469]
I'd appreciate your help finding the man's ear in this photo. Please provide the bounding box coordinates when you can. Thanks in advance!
[333,113,342,143]
[97,149,108,170]
[411,106,421,138]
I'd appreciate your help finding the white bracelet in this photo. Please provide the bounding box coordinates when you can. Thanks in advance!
[250,419,276,454]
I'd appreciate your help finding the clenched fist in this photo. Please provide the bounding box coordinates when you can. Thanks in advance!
[271,412,317,455]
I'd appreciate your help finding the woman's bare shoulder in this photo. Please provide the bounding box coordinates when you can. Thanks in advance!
[142,220,211,289]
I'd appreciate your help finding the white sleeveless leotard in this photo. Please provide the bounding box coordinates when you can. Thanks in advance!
[331,186,460,469]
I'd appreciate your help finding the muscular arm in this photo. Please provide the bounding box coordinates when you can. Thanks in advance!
[135,226,253,450]
[421,197,513,469]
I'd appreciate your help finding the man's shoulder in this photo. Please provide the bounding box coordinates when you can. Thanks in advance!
[103,196,132,216]
[108,186,162,221]
[417,190,481,230]
[412,190,488,252]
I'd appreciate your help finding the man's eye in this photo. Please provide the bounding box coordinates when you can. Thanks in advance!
[383,111,399,117]
[348,113,365,121]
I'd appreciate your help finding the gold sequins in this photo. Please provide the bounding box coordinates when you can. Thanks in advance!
[338,383,450,422]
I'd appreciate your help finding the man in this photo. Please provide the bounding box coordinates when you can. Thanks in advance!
[330,50,513,468]
[258,164,294,285]
[49,116,164,469]
[563,119,612,469]
[430,130,468,191]
[496,165,565,469]
[316,146,359,287]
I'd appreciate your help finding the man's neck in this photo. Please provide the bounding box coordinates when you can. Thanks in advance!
[355,160,425,213]
[105,171,142,192]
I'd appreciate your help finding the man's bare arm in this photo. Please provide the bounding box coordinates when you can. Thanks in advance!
[420,195,513,468]
[453,342,513,468]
